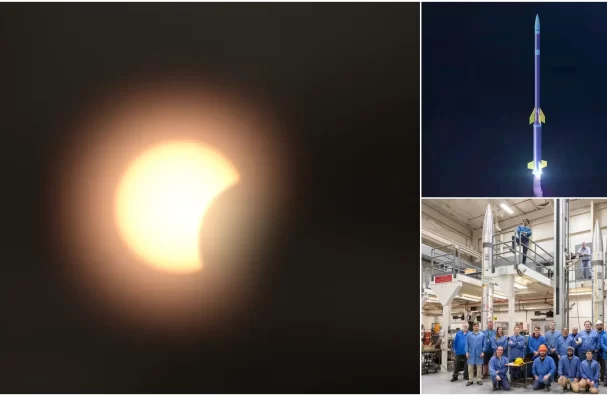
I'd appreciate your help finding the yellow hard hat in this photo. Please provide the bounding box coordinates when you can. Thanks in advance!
[514,358,525,366]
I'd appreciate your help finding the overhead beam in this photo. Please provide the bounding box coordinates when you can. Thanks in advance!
[494,206,554,231]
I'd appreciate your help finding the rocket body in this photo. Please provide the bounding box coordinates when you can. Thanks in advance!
[528,15,547,196]
[481,205,494,329]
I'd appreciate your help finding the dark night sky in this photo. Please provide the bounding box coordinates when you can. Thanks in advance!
[422,2,607,197]
[0,3,416,393]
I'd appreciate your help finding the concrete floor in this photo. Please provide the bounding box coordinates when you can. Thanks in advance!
[421,370,595,394]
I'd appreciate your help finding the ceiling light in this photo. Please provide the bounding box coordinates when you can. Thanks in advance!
[458,296,480,302]
[514,283,528,290]
[462,294,482,300]
[500,203,514,214]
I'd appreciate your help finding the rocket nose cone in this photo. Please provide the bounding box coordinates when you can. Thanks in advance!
[535,14,540,30]
[592,220,604,254]
[482,204,494,242]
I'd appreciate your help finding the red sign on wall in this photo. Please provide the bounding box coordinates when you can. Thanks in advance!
[434,274,453,283]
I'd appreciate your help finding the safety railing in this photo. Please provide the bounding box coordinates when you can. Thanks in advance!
[430,244,482,280]
[492,231,554,278]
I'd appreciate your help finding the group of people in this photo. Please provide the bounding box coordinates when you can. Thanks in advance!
[451,319,607,392]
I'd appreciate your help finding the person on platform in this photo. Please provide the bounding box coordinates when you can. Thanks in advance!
[532,344,556,391]
[512,219,532,264]
[545,321,562,381]
[558,346,581,393]
[466,322,486,386]
[451,323,469,382]
[483,321,496,378]
[596,321,605,383]
[575,321,599,361]
[489,346,510,391]
[578,242,592,280]
[579,350,600,394]
[509,326,526,380]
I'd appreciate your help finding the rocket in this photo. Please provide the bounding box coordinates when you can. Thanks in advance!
[591,220,604,324]
[528,14,547,197]
[481,204,494,330]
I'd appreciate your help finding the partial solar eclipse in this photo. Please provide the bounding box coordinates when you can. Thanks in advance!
[114,141,240,274]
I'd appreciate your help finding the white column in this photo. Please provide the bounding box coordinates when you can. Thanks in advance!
[495,274,516,333]
[430,281,463,370]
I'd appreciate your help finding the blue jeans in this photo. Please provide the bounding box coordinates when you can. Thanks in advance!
[492,375,510,390]
[533,377,553,390]
[582,261,592,279]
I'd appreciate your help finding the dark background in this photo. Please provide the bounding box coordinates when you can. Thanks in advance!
[0,3,416,393]
[422,2,607,197]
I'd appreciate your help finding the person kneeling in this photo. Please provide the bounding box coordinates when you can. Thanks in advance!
[490,346,510,391]
[532,345,556,391]
[579,350,600,394]
[558,346,581,392]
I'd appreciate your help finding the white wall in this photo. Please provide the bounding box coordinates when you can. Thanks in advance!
[569,202,607,253]
[421,203,473,248]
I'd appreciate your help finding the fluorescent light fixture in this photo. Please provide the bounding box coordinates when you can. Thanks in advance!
[569,292,591,297]
[459,296,480,302]
[462,294,482,300]
[500,203,514,214]
[494,293,507,299]
[514,283,528,290]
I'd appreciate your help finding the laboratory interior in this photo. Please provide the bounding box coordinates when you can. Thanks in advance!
[421,199,607,393]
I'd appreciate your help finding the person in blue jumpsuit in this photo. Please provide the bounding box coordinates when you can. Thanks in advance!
[508,326,526,380]
[451,323,469,382]
[489,346,510,391]
[491,327,508,358]
[545,321,561,381]
[600,325,607,386]
[512,218,532,264]
[532,344,556,391]
[571,327,580,357]
[578,242,592,280]
[483,321,496,378]
[575,320,599,361]
[557,327,574,362]
[579,350,600,394]
[557,346,581,392]
[466,322,486,386]
[596,320,605,383]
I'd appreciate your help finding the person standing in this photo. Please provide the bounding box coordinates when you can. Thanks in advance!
[451,323,469,382]
[532,344,556,391]
[557,328,574,362]
[545,321,561,381]
[571,327,581,357]
[483,321,496,378]
[466,322,486,386]
[596,321,605,383]
[575,321,599,361]
[557,346,581,393]
[491,327,508,357]
[489,346,510,391]
[600,325,607,386]
[512,219,532,264]
[578,242,592,280]
[579,350,600,394]
[508,326,526,380]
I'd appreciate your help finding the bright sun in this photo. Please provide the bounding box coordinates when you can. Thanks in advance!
[114,141,240,274]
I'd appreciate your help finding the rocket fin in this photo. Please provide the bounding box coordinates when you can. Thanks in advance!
[539,108,545,123]
[540,160,547,169]
[528,161,534,170]
[529,109,536,125]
